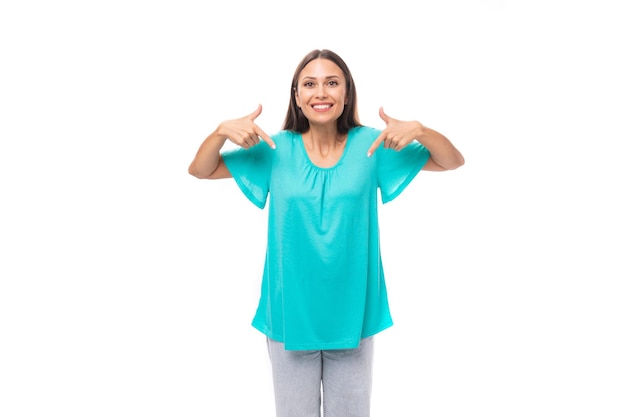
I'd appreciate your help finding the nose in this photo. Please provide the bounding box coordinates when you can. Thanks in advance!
[315,83,327,98]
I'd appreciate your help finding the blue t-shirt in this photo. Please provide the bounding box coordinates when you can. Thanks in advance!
[222,126,430,350]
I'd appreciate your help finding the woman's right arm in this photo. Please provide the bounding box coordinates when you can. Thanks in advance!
[188,129,231,179]
[188,104,276,180]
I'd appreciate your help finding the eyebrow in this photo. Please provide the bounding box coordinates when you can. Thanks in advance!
[301,75,341,81]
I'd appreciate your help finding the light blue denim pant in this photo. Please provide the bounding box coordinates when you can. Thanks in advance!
[266,337,374,417]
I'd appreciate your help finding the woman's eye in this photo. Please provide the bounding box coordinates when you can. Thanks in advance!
[303,81,314,87]
[328,80,338,86]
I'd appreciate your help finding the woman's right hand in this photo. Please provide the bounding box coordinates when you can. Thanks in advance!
[188,104,276,179]
[217,104,276,150]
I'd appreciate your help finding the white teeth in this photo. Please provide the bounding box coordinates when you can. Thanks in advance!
[313,104,331,109]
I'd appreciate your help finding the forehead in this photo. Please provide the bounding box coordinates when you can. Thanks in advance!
[299,58,344,79]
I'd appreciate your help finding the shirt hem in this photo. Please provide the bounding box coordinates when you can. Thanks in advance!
[252,320,394,351]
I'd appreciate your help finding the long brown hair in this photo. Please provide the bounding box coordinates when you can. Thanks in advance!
[282,49,361,134]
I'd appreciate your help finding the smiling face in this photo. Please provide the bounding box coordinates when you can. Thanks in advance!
[295,58,347,128]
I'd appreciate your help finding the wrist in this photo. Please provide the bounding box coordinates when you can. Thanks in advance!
[211,125,229,145]
[413,121,426,139]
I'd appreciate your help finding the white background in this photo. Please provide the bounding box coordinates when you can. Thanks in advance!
[1,0,625,416]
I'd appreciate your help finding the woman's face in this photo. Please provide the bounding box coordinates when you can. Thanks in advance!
[295,58,347,127]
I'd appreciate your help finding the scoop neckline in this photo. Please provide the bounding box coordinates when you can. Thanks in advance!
[296,128,355,170]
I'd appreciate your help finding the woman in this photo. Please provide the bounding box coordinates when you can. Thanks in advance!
[189,49,464,417]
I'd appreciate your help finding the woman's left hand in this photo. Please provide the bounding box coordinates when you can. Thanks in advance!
[367,107,424,157]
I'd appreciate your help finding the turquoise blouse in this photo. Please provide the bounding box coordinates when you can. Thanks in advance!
[223,126,430,350]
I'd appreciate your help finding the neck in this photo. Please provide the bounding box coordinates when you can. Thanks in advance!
[301,127,348,167]
[306,125,344,148]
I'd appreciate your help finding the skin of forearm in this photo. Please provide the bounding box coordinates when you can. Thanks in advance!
[188,131,227,179]
[416,127,465,170]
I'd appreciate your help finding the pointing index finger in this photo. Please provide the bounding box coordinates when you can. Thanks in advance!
[254,125,276,149]
[248,104,276,149]
[367,132,385,157]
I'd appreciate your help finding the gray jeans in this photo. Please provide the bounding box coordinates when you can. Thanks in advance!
[266,337,374,417]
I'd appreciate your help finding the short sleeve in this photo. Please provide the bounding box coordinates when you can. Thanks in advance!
[222,143,273,209]
[377,141,431,204]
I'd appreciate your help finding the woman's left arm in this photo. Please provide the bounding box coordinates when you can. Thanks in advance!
[415,125,465,171]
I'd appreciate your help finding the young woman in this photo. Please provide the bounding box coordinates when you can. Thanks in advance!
[189,49,464,417]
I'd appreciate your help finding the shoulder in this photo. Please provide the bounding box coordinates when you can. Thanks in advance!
[267,130,297,151]
[271,130,298,143]
[351,125,381,140]
[348,126,381,151]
